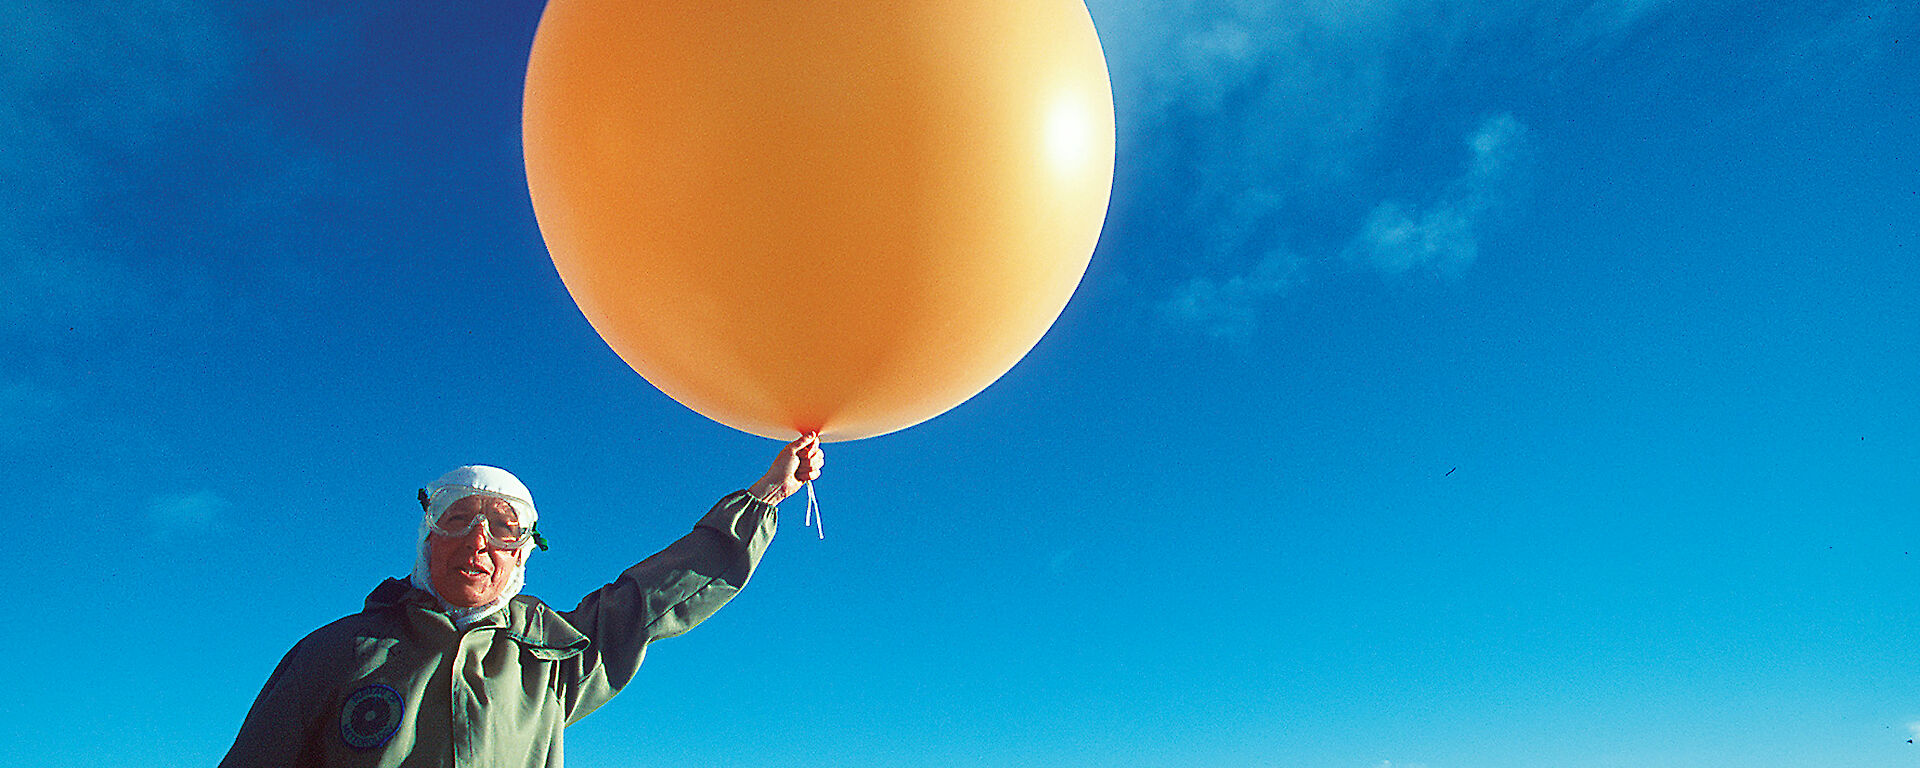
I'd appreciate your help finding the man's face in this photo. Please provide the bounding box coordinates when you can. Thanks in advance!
[427,495,527,608]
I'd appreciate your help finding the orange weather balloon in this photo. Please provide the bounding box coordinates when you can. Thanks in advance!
[523,0,1114,442]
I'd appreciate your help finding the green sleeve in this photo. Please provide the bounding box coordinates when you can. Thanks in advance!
[217,635,333,768]
[555,490,778,723]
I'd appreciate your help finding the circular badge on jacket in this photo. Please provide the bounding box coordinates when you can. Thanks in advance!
[339,683,404,750]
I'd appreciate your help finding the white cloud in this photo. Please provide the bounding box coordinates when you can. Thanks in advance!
[1347,201,1479,278]
[1563,0,1674,51]
[1093,0,1411,179]
[1087,1,1679,339]
[147,489,232,541]
[1152,110,1534,333]
[1467,113,1530,184]
[1158,251,1302,340]
[1771,0,1911,86]
[1343,113,1531,279]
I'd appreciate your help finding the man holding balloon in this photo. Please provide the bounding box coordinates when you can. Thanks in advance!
[220,0,1113,759]
[219,435,822,767]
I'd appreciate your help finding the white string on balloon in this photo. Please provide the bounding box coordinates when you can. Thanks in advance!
[803,480,822,539]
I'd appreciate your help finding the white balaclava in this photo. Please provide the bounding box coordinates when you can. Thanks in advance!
[411,465,539,628]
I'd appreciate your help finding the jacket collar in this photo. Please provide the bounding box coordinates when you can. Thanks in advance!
[363,578,589,659]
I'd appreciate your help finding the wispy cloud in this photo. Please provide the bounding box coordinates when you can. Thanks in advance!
[2,0,374,469]
[1344,113,1532,279]
[147,489,232,542]
[1,0,244,337]
[0,0,257,465]
[1,0,240,160]
[1157,251,1302,340]
[2,1,369,341]
[1562,0,1674,51]
[1772,0,1911,85]
[1153,113,1529,337]
[1,0,245,192]
[1088,1,1662,339]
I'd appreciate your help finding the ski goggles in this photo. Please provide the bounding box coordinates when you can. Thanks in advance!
[419,488,548,551]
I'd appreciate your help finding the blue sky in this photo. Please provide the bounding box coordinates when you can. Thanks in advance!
[4,0,1917,766]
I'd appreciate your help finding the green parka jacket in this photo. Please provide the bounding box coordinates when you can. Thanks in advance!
[218,491,777,768]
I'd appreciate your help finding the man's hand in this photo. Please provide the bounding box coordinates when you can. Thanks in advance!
[748,434,824,504]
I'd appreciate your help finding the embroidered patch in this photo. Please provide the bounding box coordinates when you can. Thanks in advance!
[339,683,404,750]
